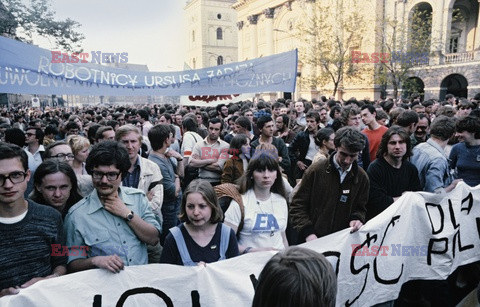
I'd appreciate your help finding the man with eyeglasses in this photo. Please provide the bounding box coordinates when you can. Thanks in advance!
[0,143,67,298]
[290,127,369,241]
[45,141,75,166]
[64,141,160,273]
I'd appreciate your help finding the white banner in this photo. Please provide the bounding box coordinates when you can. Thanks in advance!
[180,93,255,107]
[1,183,479,306]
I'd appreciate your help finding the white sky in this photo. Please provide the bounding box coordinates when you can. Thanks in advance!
[36,0,187,72]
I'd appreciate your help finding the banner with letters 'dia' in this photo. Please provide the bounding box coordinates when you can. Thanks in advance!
[0,183,479,307]
[0,35,297,97]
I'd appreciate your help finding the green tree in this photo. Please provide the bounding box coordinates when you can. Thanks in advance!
[295,0,368,97]
[0,0,84,52]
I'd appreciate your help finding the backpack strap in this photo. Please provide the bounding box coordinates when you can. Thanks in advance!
[218,223,232,260]
[169,226,196,266]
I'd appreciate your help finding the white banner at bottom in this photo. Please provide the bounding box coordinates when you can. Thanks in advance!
[1,183,479,306]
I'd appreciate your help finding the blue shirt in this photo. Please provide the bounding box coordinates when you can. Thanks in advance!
[449,142,480,187]
[64,186,161,266]
[122,157,141,188]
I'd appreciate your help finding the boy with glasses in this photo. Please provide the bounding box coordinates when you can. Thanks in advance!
[0,143,66,298]
[64,141,161,273]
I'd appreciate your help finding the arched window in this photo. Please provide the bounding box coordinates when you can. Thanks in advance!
[216,27,223,40]
[217,56,223,66]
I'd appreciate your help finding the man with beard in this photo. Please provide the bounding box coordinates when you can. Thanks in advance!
[64,141,161,273]
[413,114,430,144]
[366,126,421,220]
[289,111,321,180]
[189,118,229,186]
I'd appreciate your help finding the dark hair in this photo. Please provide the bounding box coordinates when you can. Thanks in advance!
[396,110,419,127]
[45,141,69,158]
[360,104,376,115]
[340,105,360,126]
[306,111,320,123]
[456,115,480,139]
[136,109,149,121]
[429,116,456,141]
[95,126,114,142]
[329,105,342,119]
[87,124,101,144]
[85,140,131,179]
[334,127,365,153]
[208,117,223,130]
[0,142,28,171]
[160,113,173,124]
[26,126,45,144]
[31,160,82,217]
[256,116,273,130]
[252,246,337,307]
[45,125,58,136]
[376,126,412,160]
[4,128,26,147]
[238,154,287,200]
[148,124,171,151]
[229,134,249,155]
[178,179,223,224]
[235,116,251,131]
[314,128,335,147]
[182,116,198,133]
[65,121,79,131]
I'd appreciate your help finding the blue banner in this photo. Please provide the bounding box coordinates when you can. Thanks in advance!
[0,36,297,96]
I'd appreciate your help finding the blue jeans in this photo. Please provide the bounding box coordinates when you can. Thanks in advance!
[160,193,182,245]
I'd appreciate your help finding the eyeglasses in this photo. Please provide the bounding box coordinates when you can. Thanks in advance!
[50,153,75,161]
[92,171,121,181]
[0,171,27,186]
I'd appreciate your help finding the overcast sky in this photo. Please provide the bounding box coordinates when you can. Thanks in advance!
[38,0,186,72]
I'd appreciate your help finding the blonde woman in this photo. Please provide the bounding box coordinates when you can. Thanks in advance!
[66,135,93,197]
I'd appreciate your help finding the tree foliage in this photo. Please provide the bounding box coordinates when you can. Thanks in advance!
[295,0,368,97]
[0,0,84,52]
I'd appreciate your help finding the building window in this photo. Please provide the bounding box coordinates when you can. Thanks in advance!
[192,58,196,69]
[217,56,223,66]
[192,30,195,42]
[449,37,459,53]
[217,13,222,19]
[216,27,223,40]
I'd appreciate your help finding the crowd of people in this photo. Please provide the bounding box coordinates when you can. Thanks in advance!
[0,92,479,305]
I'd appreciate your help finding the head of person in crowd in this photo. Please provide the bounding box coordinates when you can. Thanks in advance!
[68,115,83,131]
[0,142,30,203]
[436,105,456,117]
[318,107,328,126]
[375,109,389,126]
[388,107,405,126]
[4,127,26,147]
[272,102,284,118]
[178,179,223,226]
[114,113,126,126]
[66,135,90,166]
[252,246,337,307]
[115,124,142,162]
[456,99,474,118]
[64,122,80,136]
[428,116,456,142]
[207,118,223,142]
[235,116,252,135]
[295,101,305,115]
[333,127,366,171]
[45,141,75,166]
[148,124,172,151]
[182,116,199,133]
[24,126,44,147]
[229,133,251,159]
[86,123,101,145]
[174,113,183,127]
[376,125,412,161]
[329,105,342,121]
[257,116,275,138]
[136,109,149,124]
[158,113,173,125]
[340,105,362,131]
[315,128,336,154]
[31,160,82,217]
[414,114,430,142]
[422,100,434,116]
[445,93,456,105]
[238,152,286,199]
[360,104,378,127]
[396,110,419,135]
[242,109,255,123]
[44,125,58,145]
[455,115,480,144]
[275,114,290,133]
[85,140,131,198]
[305,111,320,134]
[106,120,120,131]
[412,104,426,116]
[95,126,115,143]
[216,104,229,119]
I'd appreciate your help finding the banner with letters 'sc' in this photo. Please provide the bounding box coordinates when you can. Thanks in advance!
[0,35,297,97]
[0,183,478,306]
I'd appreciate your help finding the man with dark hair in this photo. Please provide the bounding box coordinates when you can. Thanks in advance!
[251,116,291,172]
[396,110,419,147]
[290,127,369,241]
[414,114,430,144]
[95,126,115,143]
[289,111,321,180]
[274,114,296,145]
[136,109,153,138]
[0,143,66,297]
[216,104,229,120]
[361,104,388,161]
[189,118,229,186]
[234,116,256,142]
[366,126,421,220]
[294,101,307,126]
[24,126,45,173]
[411,116,462,194]
[64,140,161,273]
[64,121,79,137]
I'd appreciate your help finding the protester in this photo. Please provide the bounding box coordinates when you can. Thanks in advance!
[160,180,238,266]
[30,160,83,218]
[224,154,289,253]
[221,134,251,184]
[252,246,337,307]
[312,128,335,164]
[361,104,388,161]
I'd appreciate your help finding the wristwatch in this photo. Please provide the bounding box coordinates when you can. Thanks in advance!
[125,211,134,222]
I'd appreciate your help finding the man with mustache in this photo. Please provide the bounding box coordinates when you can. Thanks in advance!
[64,141,161,273]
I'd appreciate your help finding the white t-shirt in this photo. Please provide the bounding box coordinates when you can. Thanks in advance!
[224,189,287,250]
